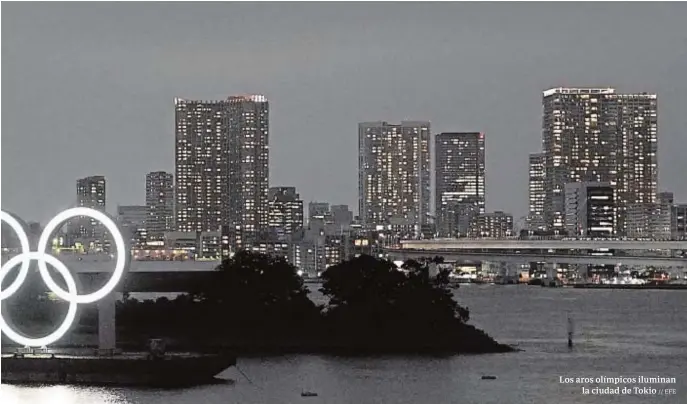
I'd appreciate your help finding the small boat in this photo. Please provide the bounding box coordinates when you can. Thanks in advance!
[481,375,497,380]
[301,391,318,397]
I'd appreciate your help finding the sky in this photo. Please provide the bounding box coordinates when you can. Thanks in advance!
[2,2,686,225]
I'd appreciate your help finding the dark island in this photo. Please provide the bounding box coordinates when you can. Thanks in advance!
[114,252,513,355]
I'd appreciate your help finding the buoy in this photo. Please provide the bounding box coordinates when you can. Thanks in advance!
[567,316,574,348]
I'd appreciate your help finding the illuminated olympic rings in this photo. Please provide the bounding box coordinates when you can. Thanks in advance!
[0,208,128,347]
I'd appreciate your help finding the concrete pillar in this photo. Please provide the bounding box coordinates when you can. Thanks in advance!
[545,262,558,280]
[97,292,117,351]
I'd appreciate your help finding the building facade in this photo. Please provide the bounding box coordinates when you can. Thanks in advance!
[564,182,615,238]
[541,88,657,235]
[117,205,148,248]
[76,175,107,240]
[527,153,546,231]
[358,121,431,236]
[226,95,270,243]
[308,202,331,223]
[174,95,269,244]
[145,171,174,239]
[625,191,673,240]
[268,187,304,242]
[468,211,513,239]
[435,132,486,237]
[174,98,228,233]
[673,204,687,240]
[614,93,659,234]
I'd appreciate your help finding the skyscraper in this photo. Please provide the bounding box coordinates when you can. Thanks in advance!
[146,171,174,238]
[358,121,430,236]
[226,95,270,242]
[174,95,269,242]
[541,87,657,234]
[175,98,228,233]
[76,175,106,239]
[527,153,546,232]
[435,132,485,237]
[615,93,659,233]
[268,187,304,242]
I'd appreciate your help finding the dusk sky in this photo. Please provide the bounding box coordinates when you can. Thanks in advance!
[2,2,686,225]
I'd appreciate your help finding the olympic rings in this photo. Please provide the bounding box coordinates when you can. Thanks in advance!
[0,253,79,347]
[0,207,129,347]
[0,211,31,300]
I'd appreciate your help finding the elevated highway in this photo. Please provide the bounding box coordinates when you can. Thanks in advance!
[0,259,221,293]
[399,239,687,251]
[386,249,687,267]
[73,260,219,293]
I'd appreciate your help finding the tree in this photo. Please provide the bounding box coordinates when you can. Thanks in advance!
[192,250,320,339]
[319,255,474,351]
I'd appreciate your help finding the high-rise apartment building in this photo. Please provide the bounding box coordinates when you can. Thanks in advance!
[527,153,546,231]
[435,132,486,237]
[146,171,174,238]
[268,187,304,242]
[615,93,659,232]
[541,88,657,234]
[76,175,107,239]
[174,95,269,243]
[226,95,270,242]
[175,98,228,233]
[358,121,430,236]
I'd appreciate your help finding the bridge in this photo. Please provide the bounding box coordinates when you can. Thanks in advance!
[390,239,687,268]
[399,239,687,251]
[66,260,220,293]
[386,250,687,267]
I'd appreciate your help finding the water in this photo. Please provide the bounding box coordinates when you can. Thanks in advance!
[2,286,686,403]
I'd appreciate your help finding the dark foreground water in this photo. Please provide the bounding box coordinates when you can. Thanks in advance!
[2,286,686,403]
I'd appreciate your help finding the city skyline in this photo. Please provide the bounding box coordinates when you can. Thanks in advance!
[3,3,687,224]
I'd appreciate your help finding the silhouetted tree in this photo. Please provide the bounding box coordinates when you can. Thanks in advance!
[319,255,483,352]
[192,250,320,341]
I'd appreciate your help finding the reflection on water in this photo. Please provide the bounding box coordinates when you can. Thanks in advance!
[2,287,686,404]
[0,385,128,404]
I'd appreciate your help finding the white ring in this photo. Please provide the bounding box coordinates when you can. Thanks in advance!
[0,208,128,347]
[0,252,79,347]
[36,207,128,304]
[0,211,32,300]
